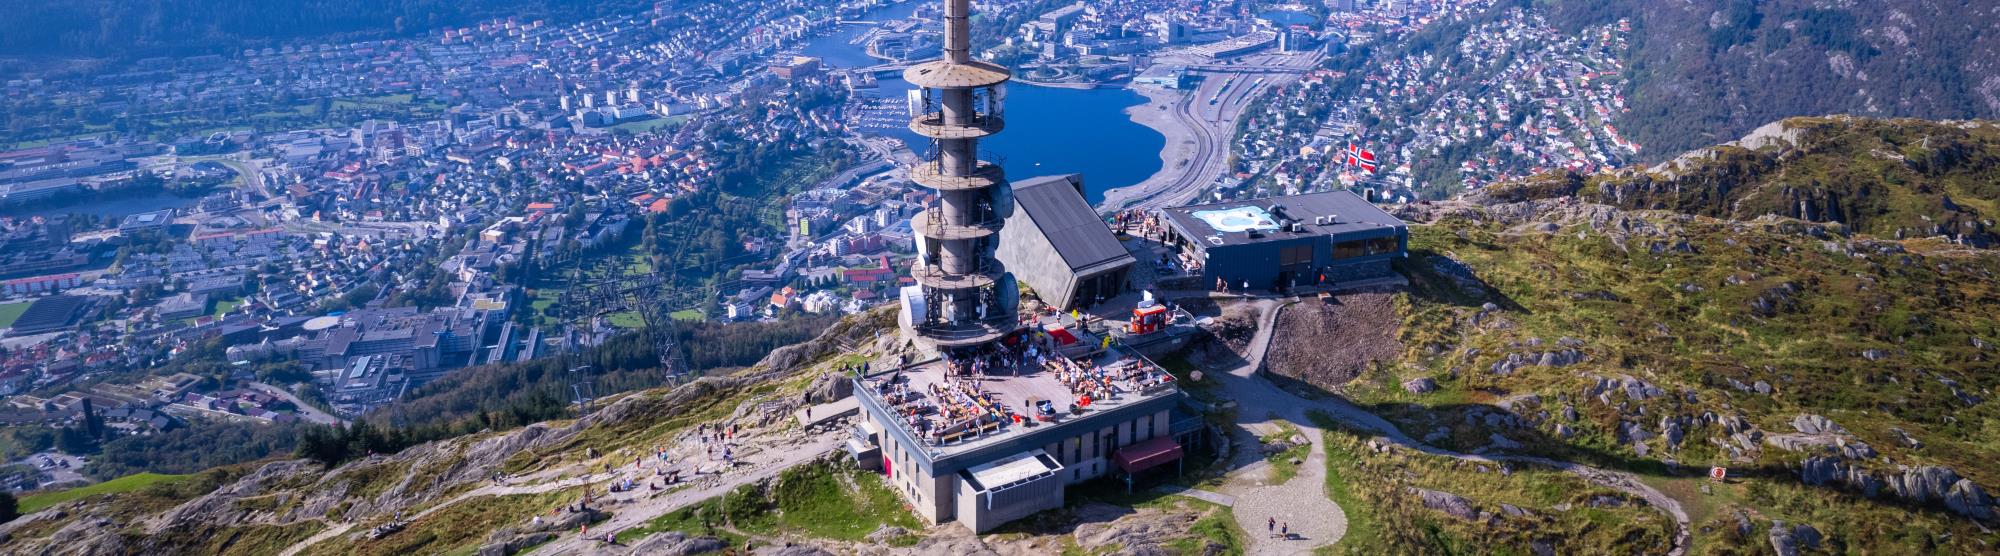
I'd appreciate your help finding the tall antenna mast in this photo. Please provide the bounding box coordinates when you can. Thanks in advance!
[902,0,1020,350]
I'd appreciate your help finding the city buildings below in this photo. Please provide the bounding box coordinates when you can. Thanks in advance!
[1158,190,1407,292]
[1186,31,1277,59]
[996,175,1135,311]
[118,210,178,233]
[7,295,98,337]
[0,273,82,296]
[287,296,512,415]
[155,292,211,321]
[1132,65,1191,89]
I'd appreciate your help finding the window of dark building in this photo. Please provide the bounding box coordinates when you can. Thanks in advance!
[1280,244,1313,266]
[1366,237,1398,255]
[1333,241,1364,259]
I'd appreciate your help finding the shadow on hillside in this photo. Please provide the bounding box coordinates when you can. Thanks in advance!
[1397,250,1528,313]
[1280,368,1686,474]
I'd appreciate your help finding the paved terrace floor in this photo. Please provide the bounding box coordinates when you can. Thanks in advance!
[861,347,1178,457]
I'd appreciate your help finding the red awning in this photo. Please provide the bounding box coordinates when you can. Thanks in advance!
[1113,436,1184,474]
[1047,326,1079,345]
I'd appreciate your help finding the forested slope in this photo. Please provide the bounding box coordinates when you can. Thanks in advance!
[1538,0,2000,157]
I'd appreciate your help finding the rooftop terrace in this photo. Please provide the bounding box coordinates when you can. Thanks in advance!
[1161,190,1405,248]
[855,343,1180,462]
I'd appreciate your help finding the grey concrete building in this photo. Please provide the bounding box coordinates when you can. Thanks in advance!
[996,175,1135,310]
[850,350,1192,532]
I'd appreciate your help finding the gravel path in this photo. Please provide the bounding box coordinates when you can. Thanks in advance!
[523,435,842,555]
[1214,299,1349,555]
[275,432,842,556]
[1207,297,1690,555]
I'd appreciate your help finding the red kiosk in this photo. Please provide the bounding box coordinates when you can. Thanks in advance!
[1128,304,1169,335]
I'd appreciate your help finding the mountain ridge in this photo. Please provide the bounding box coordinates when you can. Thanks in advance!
[1472,116,2000,246]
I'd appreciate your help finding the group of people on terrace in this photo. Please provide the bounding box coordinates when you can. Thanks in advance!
[1112,208,1167,242]
[867,329,1176,447]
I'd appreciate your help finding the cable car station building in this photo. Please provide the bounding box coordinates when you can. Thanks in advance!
[1159,190,1408,291]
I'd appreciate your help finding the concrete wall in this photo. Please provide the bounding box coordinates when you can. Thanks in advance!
[996,209,1080,307]
[956,466,1065,533]
[882,430,959,525]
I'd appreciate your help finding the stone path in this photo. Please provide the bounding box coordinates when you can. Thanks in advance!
[275,522,350,556]
[1154,484,1237,506]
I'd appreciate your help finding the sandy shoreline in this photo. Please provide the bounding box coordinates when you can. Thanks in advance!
[1096,85,1202,211]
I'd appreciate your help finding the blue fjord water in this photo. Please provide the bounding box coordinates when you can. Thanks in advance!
[801,3,1165,205]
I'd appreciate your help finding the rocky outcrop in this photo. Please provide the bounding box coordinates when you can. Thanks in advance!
[476,532,555,556]
[881,522,999,556]
[1766,520,1822,556]
[864,525,910,544]
[1764,434,1841,454]
[1486,348,1584,376]
[1402,377,1439,394]
[621,532,727,556]
[1798,456,1886,497]
[803,372,854,405]
[1410,488,1479,521]
[1071,503,1213,556]
[762,545,837,556]
[1582,374,1664,405]
[1790,414,1846,435]
[1797,457,1998,522]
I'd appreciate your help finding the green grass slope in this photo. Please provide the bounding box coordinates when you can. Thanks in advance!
[1342,200,2000,552]
[18,472,191,514]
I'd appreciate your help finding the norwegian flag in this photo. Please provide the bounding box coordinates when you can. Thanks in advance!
[1344,143,1379,173]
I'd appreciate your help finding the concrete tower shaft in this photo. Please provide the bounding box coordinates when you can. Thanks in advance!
[901,0,1018,348]
[942,0,971,64]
